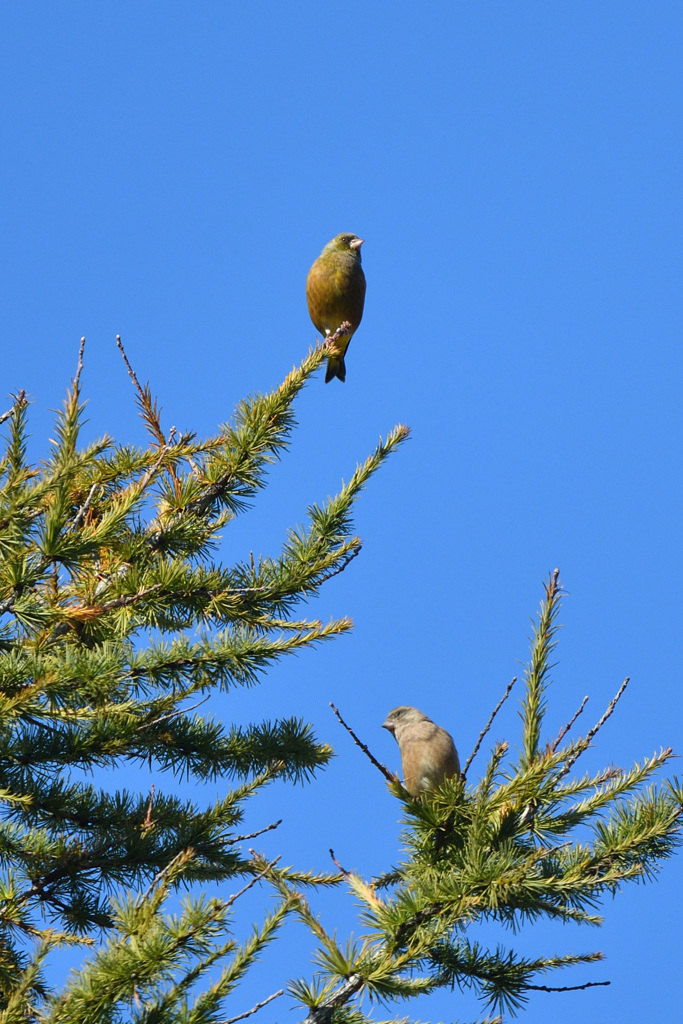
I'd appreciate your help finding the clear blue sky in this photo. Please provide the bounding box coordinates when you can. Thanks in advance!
[2,3,681,1021]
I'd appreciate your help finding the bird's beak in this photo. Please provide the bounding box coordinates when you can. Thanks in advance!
[349,237,364,250]
[381,719,394,733]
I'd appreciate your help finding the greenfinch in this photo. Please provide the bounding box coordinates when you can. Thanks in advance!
[306,233,366,383]
[382,706,460,797]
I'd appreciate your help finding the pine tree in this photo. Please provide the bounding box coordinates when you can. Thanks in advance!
[1,339,680,1024]
[0,335,408,1021]
[276,570,682,1023]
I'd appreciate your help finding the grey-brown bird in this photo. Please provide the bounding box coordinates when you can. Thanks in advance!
[306,233,366,383]
[382,706,460,797]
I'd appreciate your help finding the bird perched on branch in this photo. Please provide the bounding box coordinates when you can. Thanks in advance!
[306,233,366,383]
[382,706,460,797]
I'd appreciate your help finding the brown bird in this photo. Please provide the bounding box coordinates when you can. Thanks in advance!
[382,706,460,797]
[306,233,366,383]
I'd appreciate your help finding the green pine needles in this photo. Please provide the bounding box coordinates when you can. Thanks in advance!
[0,340,679,1024]
[0,338,407,1018]
[275,572,681,1024]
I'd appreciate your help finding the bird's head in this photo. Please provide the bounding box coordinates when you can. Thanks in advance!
[323,233,364,258]
[382,705,431,739]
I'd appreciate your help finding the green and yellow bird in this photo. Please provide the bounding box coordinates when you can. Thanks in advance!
[306,233,366,383]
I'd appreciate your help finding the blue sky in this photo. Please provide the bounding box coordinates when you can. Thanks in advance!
[2,3,682,1021]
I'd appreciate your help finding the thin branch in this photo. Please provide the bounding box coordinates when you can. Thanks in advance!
[552,695,589,752]
[330,703,396,785]
[562,678,630,775]
[229,820,282,845]
[323,321,353,351]
[116,334,146,405]
[96,583,165,613]
[584,678,630,746]
[137,695,211,732]
[228,544,360,596]
[118,334,179,459]
[223,990,284,1024]
[0,390,26,427]
[527,979,610,993]
[136,432,177,493]
[592,765,625,785]
[74,337,86,392]
[393,902,445,947]
[462,677,517,777]
[329,849,351,877]
[315,543,362,585]
[56,582,166,633]
[72,482,98,530]
[138,849,195,903]
[227,855,281,908]
[87,437,178,588]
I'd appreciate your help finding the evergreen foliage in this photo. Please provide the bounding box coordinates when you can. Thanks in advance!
[0,342,679,1024]
[276,572,682,1023]
[0,339,408,1020]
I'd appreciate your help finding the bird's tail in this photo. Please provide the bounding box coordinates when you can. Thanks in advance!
[325,354,346,383]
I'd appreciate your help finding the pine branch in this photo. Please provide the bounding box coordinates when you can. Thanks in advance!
[286,572,680,1021]
[223,989,284,1024]
[526,979,610,993]
[552,694,589,751]
[0,390,27,428]
[519,568,563,768]
[73,336,86,393]
[330,703,396,786]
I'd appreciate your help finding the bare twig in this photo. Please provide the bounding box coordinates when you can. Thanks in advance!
[72,482,98,530]
[315,543,362,585]
[116,334,146,404]
[223,990,284,1024]
[552,695,589,752]
[229,820,282,845]
[330,703,396,785]
[562,678,630,775]
[527,979,610,993]
[136,433,177,494]
[323,321,353,351]
[74,337,86,391]
[462,677,517,777]
[139,849,195,902]
[227,855,282,909]
[138,695,211,732]
[0,390,26,427]
[584,678,629,745]
[329,848,350,877]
